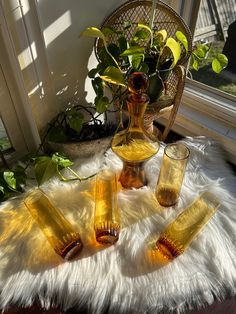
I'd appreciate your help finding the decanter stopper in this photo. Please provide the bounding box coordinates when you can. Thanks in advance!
[128,72,149,94]
[127,72,149,103]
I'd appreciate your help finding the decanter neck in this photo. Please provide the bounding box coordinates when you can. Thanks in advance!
[127,93,149,129]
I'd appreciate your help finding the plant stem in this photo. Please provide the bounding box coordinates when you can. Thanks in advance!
[68,167,82,180]
[149,0,158,29]
[56,166,67,181]
[67,167,97,181]
[74,104,98,125]
[103,41,122,71]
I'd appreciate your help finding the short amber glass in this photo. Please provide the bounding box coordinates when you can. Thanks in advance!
[94,170,120,245]
[24,189,83,260]
[156,191,220,261]
[155,143,190,207]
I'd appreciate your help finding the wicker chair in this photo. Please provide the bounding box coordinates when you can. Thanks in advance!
[94,0,192,141]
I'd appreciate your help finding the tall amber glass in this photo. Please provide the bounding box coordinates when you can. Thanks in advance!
[155,143,190,206]
[94,170,120,245]
[24,189,83,260]
[112,72,160,189]
[156,191,220,261]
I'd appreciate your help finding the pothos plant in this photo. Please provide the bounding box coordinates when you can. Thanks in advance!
[81,22,228,104]
[0,148,27,201]
[45,100,117,144]
[0,147,95,202]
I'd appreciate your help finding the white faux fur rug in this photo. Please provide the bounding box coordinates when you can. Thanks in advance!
[0,136,236,313]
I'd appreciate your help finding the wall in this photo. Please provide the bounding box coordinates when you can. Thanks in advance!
[4,0,130,133]
[4,0,174,133]
[37,0,130,126]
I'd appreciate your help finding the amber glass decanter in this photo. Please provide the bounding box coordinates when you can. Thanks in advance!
[112,72,160,189]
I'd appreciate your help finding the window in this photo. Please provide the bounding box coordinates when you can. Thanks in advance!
[0,2,40,164]
[192,0,236,99]
[0,117,12,152]
[0,61,27,160]
[156,0,236,164]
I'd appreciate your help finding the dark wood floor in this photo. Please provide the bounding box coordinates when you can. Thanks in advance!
[4,295,236,314]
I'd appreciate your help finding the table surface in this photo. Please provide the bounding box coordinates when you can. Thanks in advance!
[0,137,236,314]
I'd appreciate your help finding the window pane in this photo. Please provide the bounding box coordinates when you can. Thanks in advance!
[0,117,12,152]
[192,0,236,98]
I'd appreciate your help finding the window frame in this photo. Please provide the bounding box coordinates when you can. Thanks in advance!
[0,1,40,164]
[167,0,236,164]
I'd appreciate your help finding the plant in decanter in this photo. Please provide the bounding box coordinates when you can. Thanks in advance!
[112,72,160,189]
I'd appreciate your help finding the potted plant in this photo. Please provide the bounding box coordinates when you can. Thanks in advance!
[44,97,118,160]
[80,22,228,106]
[45,20,228,160]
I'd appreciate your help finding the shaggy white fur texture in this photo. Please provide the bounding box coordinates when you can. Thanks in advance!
[0,137,236,313]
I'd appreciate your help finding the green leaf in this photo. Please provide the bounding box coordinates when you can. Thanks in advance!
[67,112,84,134]
[107,43,120,60]
[0,185,5,201]
[3,171,17,191]
[98,47,117,67]
[68,117,83,134]
[97,62,108,74]
[138,23,153,47]
[101,26,116,37]
[131,54,144,70]
[164,38,181,66]
[13,165,27,187]
[191,54,200,71]
[80,27,106,42]
[81,26,121,70]
[194,44,210,59]
[138,62,149,73]
[212,53,228,73]
[51,153,74,168]
[118,36,128,54]
[120,46,145,57]
[176,31,188,52]
[92,77,104,97]
[47,127,67,142]
[65,109,84,133]
[195,47,206,59]
[0,169,24,200]
[95,96,110,113]
[88,68,99,78]
[100,66,126,86]
[34,157,57,186]
[0,185,4,194]
[155,29,167,42]
[212,59,221,74]
[132,30,149,42]
[147,72,164,103]
[137,23,152,35]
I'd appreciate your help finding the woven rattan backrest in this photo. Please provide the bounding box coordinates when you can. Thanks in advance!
[95,0,192,65]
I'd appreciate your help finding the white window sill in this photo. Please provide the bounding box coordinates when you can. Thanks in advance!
[158,79,236,165]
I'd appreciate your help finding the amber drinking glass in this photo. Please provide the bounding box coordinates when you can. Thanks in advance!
[156,191,220,261]
[94,170,120,245]
[155,143,190,207]
[24,189,83,260]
